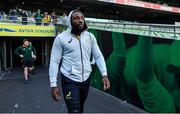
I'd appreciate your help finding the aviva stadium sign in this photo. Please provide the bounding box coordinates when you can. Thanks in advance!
[0,24,56,37]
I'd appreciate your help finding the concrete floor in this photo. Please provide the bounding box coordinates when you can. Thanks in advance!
[0,67,145,113]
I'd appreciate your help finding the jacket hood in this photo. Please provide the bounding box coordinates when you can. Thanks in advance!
[67,9,88,33]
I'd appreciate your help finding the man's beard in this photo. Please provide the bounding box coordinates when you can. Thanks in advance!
[71,25,84,34]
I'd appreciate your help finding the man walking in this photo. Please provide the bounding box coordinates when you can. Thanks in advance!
[15,39,36,84]
[49,10,110,113]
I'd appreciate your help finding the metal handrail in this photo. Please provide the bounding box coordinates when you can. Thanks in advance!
[0,15,180,39]
[86,21,180,38]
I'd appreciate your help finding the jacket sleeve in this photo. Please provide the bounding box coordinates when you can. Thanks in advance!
[91,33,107,76]
[32,46,37,56]
[49,35,63,87]
[14,46,21,56]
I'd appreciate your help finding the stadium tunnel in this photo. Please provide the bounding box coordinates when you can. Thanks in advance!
[0,37,54,69]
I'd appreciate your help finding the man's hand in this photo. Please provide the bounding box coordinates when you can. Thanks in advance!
[20,55,23,58]
[51,87,61,102]
[33,55,37,60]
[102,76,110,91]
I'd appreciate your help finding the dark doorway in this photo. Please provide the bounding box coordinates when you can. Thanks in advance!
[12,39,43,67]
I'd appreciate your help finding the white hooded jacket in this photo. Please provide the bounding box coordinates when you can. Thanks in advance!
[49,10,107,87]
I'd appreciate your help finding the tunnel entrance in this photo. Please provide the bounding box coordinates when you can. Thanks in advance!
[0,37,54,69]
[12,39,43,67]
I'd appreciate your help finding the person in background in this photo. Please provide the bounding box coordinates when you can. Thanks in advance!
[61,12,68,26]
[34,9,43,25]
[15,39,36,84]
[42,12,51,26]
[51,11,58,26]
[22,10,28,25]
[8,9,17,23]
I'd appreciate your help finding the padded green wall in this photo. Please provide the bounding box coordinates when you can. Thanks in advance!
[89,28,180,113]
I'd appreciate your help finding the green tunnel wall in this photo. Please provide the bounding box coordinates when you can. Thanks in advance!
[88,28,180,113]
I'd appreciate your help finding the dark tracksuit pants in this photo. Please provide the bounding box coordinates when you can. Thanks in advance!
[61,74,90,113]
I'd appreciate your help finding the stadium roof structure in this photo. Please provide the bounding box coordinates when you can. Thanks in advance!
[138,0,180,7]
[1,0,180,24]
[98,0,180,14]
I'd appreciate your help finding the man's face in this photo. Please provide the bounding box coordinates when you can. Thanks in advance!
[24,41,29,47]
[71,12,84,30]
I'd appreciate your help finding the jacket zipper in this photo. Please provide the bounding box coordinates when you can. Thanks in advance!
[77,35,84,82]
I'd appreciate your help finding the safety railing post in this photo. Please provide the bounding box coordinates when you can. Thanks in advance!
[174,26,176,39]
[149,25,151,36]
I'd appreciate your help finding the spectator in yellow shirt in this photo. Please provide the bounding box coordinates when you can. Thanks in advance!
[43,12,51,26]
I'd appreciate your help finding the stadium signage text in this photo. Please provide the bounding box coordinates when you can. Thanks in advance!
[19,29,54,33]
[0,24,56,37]
[100,0,180,13]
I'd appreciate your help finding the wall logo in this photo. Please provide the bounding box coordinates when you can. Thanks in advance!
[0,24,56,37]
[0,28,16,32]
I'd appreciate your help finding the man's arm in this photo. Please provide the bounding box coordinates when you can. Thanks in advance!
[14,46,22,57]
[32,46,37,56]
[49,35,63,102]
[91,33,110,90]
[14,46,20,56]
[91,33,107,76]
[49,35,63,87]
